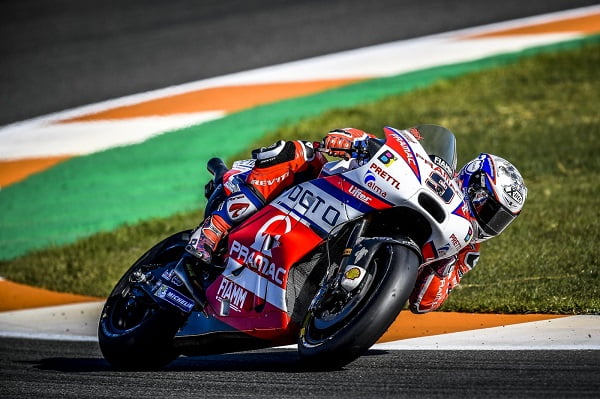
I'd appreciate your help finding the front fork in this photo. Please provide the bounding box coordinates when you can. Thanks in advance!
[309,216,372,312]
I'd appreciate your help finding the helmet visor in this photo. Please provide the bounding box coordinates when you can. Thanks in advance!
[471,188,517,237]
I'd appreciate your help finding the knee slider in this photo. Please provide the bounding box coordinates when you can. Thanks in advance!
[216,182,265,225]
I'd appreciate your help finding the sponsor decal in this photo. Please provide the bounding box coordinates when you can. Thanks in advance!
[348,184,372,204]
[344,267,361,280]
[377,150,397,167]
[432,155,453,177]
[354,246,369,263]
[216,277,249,312]
[285,185,341,227]
[407,127,424,141]
[369,163,401,189]
[251,214,291,256]
[363,170,388,198]
[230,239,287,285]
[450,233,461,250]
[161,269,183,287]
[227,193,252,220]
[503,184,524,206]
[155,284,194,313]
[249,171,290,186]
[416,153,452,179]
[388,132,421,181]
[464,154,495,182]
[464,226,473,242]
[228,202,249,219]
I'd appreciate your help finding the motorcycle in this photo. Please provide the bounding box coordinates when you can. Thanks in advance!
[98,124,472,369]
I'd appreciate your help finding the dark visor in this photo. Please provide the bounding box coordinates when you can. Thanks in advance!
[472,191,517,236]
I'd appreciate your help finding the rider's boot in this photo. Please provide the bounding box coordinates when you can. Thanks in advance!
[174,214,231,309]
[185,214,232,265]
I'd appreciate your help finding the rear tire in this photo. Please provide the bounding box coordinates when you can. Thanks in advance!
[298,244,419,369]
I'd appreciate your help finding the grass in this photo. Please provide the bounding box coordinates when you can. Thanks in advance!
[1,39,598,314]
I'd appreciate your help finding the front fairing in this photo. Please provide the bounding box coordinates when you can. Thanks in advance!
[334,127,473,262]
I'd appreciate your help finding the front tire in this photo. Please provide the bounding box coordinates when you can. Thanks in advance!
[298,243,419,369]
[98,232,189,370]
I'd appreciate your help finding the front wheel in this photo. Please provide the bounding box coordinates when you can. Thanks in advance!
[298,243,419,369]
[98,232,189,370]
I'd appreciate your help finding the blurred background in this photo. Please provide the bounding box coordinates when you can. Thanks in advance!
[2,0,597,125]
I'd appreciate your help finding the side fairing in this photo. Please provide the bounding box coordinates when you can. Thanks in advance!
[367,127,475,262]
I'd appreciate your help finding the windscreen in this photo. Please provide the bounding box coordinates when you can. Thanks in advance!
[414,124,457,176]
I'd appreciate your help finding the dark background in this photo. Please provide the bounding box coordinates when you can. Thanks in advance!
[1,0,597,125]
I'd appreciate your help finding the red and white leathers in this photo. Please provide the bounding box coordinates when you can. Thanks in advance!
[409,242,481,314]
[186,139,328,263]
[187,128,375,263]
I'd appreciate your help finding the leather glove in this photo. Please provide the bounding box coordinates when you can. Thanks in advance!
[323,128,373,158]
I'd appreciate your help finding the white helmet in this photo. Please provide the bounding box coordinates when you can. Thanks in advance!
[458,153,527,241]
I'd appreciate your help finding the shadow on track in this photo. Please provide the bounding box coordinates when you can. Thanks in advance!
[35,349,391,373]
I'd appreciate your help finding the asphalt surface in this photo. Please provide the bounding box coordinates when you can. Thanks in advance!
[1,0,598,125]
[1,337,599,398]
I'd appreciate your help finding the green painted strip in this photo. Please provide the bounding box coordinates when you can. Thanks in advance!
[0,35,597,260]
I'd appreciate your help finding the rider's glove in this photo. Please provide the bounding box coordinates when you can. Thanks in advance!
[323,128,373,159]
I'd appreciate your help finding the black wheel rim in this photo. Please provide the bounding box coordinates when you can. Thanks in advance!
[107,287,157,333]
[305,247,389,344]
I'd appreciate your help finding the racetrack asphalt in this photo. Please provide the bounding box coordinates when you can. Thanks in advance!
[2,337,600,398]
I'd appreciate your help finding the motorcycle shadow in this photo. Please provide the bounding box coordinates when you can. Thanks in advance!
[36,349,390,373]
[168,348,391,372]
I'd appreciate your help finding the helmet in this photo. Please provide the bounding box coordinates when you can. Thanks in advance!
[458,153,527,241]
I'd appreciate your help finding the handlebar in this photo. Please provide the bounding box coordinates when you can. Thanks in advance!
[314,140,371,158]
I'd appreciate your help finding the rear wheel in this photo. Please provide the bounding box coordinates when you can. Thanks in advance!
[298,243,419,369]
[98,232,188,370]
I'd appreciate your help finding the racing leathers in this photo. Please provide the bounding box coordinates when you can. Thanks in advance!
[409,242,481,313]
[185,128,373,264]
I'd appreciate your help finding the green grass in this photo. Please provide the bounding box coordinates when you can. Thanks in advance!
[1,39,598,314]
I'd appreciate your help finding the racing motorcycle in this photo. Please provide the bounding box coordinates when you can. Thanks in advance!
[98,124,473,369]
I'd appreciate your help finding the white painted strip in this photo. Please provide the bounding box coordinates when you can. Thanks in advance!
[0,111,224,160]
[0,302,103,341]
[2,298,599,350]
[0,331,98,342]
[373,315,600,350]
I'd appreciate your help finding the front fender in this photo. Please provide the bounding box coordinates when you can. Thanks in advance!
[346,236,422,269]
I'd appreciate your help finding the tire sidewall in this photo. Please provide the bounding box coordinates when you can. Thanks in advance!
[298,244,419,367]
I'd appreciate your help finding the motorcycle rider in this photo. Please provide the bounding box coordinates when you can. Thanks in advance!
[409,152,527,313]
[185,126,527,314]
[185,128,374,264]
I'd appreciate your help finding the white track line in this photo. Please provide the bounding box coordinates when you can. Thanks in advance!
[1,302,599,350]
[374,316,600,350]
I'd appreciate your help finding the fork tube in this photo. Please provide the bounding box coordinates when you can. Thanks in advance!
[344,215,371,251]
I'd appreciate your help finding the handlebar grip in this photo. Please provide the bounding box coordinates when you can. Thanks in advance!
[206,157,228,184]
